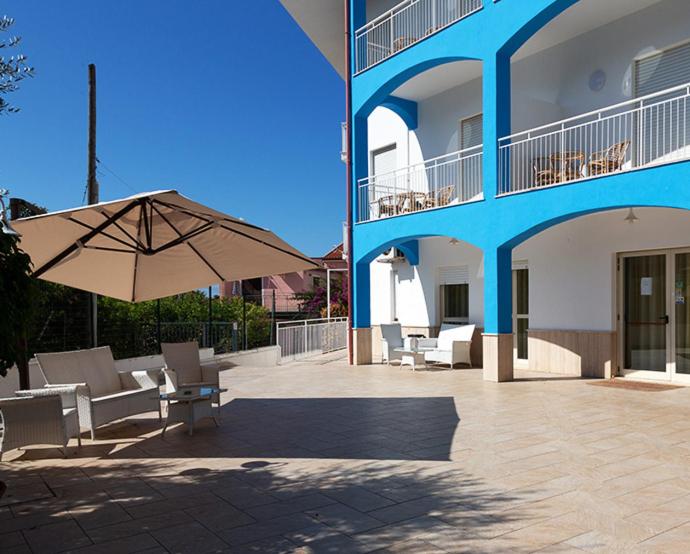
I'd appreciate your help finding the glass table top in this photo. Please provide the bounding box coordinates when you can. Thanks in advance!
[159,386,227,402]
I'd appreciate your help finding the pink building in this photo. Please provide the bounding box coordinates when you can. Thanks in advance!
[220,244,347,313]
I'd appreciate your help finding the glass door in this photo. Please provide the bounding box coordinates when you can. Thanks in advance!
[673,251,690,383]
[621,252,671,379]
[513,268,529,367]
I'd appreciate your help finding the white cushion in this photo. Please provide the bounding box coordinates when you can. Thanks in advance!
[437,324,475,351]
[380,324,403,348]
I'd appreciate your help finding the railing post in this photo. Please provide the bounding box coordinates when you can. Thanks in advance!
[303,320,308,355]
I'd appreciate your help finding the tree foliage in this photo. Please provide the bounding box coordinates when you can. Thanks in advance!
[294,276,349,319]
[0,234,35,377]
[0,15,34,115]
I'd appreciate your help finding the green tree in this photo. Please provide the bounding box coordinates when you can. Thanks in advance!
[0,233,35,385]
[0,15,34,115]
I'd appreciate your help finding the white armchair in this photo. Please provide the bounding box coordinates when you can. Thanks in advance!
[36,346,160,440]
[421,324,476,368]
[380,324,404,365]
[0,388,81,460]
[161,342,221,405]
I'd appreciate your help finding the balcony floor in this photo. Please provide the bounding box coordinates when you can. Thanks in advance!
[3,358,690,552]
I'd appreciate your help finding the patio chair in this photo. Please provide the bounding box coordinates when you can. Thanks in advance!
[35,346,160,440]
[161,341,221,405]
[0,389,81,460]
[420,324,475,368]
[586,140,630,176]
[533,157,559,187]
[378,194,406,217]
[380,323,404,365]
[425,186,456,209]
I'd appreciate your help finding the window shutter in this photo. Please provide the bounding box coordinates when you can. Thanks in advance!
[460,114,483,150]
[439,266,469,285]
[635,42,690,97]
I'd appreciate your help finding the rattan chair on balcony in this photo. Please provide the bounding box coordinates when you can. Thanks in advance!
[533,157,560,187]
[586,140,630,176]
[425,185,456,209]
[378,194,406,217]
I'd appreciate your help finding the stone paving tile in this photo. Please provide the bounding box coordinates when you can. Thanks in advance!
[4,361,690,552]
[22,519,93,553]
[244,493,336,521]
[65,533,161,553]
[306,502,386,534]
[322,486,395,512]
[217,512,318,546]
[150,521,228,554]
[186,498,256,532]
[87,510,194,543]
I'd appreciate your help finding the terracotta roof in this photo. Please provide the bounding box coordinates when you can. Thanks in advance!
[320,243,344,261]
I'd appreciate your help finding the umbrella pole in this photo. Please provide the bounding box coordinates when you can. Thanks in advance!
[156,299,162,351]
[208,286,212,349]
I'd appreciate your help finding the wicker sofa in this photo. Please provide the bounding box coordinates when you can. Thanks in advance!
[35,346,160,440]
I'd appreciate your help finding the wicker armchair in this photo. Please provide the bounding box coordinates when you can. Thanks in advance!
[0,389,81,460]
[533,157,559,187]
[425,185,456,209]
[378,194,407,217]
[587,140,630,176]
[161,342,221,406]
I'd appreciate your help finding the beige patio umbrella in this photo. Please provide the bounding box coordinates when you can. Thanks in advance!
[12,190,320,301]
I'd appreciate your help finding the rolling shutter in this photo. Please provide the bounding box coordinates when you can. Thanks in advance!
[439,266,469,285]
[635,42,690,165]
[635,41,690,97]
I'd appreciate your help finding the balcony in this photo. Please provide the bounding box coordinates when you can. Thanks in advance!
[498,82,690,196]
[354,0,483,75]
[357,145,483,223]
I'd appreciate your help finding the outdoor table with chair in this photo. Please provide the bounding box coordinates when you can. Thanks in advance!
[532,140,631,187]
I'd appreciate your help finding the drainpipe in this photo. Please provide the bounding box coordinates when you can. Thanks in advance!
[345,0,354,364]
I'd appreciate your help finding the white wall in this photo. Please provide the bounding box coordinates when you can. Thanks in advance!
[370,237,483,327]
[515,208,690,332]
[369,209,690,333]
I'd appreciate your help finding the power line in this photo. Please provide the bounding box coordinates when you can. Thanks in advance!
[97,158,138,195]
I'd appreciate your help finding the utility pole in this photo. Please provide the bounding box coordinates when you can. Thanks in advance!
[87,63,99,347]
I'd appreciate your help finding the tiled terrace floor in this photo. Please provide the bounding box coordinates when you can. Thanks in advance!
[4,358,690,553]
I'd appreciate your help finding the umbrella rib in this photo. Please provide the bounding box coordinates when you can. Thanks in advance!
[150,202,225,281]
[216,223,321,268]
[84,245,135,254]
[153,200,318,267]
[151,222,215,254]
[154,199,267,232]
[68,217,143,252]
[33,200,141,279]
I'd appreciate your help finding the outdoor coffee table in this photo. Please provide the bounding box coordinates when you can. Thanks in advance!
[394,348,426,371]
[159,386,227,436]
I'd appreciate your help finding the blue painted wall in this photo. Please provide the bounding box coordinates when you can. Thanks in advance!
[349,0,690,333]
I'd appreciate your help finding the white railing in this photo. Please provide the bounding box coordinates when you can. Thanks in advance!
[499,82,690,195]
[277,318,348,361]
[355,0,483,74]
[357,145,483,223]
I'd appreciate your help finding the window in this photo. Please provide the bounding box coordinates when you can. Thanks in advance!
[460,113,483,150]
[371,144,397,177]
[440,266,470,324]
[441,284,469,323]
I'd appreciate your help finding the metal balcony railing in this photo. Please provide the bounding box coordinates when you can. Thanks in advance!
[498,82,690,196]
[357,145,483,223]
[354,0,483,74]
[277,318,348,361]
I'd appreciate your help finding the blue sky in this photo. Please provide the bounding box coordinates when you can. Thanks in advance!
[1,1,345,256]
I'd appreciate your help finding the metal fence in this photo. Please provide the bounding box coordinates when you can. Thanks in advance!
[276,318,348,361]
[357,145,483,222]
[355,0,482,74]
[498,82,690,196]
